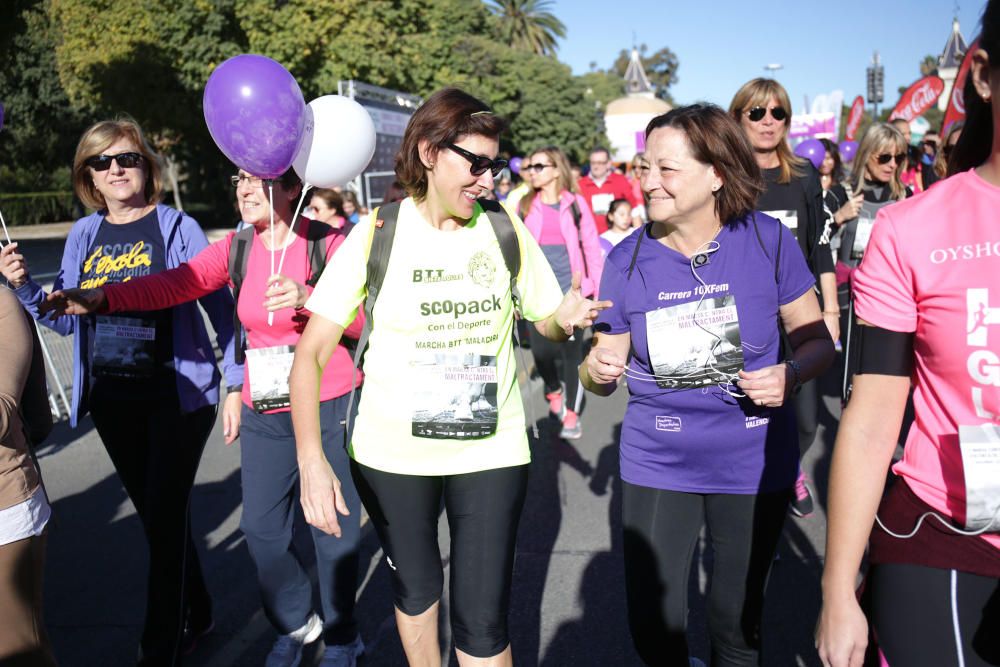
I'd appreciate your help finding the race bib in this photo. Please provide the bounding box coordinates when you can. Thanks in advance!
[411,352,499,439]
[590,193,614,216]
[852,215,874,260]
[958,424,1000,533]
[247,345,295,412]
[93,315,156,378]
[646,296,745,389]
[762,209,798,237]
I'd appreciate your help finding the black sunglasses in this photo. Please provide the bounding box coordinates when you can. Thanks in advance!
[445,143,508,177]
[85,152,143,171]
[746,106,788,122]
[875,152,907,165]
[522,162,554,174]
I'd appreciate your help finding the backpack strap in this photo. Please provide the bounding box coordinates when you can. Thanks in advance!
[626,222,648,280]
[305,219,333,287]
[568,199,590,281]
[477,198,522,315]
[227,225,256,365]
[751,212,792,357]
[344,202,401,446]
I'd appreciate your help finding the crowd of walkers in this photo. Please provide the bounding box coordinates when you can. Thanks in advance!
[0,2,998,665]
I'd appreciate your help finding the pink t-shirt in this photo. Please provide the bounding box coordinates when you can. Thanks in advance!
[853,169,1000,548]
[537,203,565,245]
[103,220,363,413]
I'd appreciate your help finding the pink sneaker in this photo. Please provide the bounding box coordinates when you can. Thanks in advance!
[790,471,814,517]
[545,390,566,420]
[560,409,582,440]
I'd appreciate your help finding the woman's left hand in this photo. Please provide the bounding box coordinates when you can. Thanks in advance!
[554,272,613,336]
[737,364,789,408]
[222,391,242,445]
[264,274,308,312]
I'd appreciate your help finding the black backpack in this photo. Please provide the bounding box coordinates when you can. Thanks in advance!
[227,220,334,364]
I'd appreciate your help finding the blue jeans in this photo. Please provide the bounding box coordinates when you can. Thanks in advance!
[239,393,361,645]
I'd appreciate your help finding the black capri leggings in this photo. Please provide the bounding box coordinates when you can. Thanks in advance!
[528,325,586,414]
[622,482,789,667]
[871,562,1000,667]
[350,460,530,658]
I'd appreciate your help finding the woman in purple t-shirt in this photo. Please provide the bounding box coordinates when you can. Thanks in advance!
[581,104,834,665]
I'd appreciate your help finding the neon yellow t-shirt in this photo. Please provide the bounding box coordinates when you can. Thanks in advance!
[305,198,563,475]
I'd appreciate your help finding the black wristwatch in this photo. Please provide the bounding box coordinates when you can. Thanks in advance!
[784,360,803,395]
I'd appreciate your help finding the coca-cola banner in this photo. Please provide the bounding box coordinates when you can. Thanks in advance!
[889,76,945,122]
[845,95,865,141]
[943,38,980,132]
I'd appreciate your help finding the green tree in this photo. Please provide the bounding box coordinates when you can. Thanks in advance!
[919,54,939,77]
[484,0,566,56]
[612,44,679,103]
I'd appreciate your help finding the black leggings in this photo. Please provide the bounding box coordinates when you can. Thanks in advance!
[622,482,789,667]
[871,562,1000,666]
[350,461,529,658]
[528,325,586,413]
[793,377,819,459]
[89,386,215,666]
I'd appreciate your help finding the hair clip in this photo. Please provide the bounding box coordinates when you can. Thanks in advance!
[470,110,493,117]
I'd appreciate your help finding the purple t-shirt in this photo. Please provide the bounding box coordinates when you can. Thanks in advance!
[596,214,815,493]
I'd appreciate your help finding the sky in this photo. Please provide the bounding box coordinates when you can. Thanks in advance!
[551,0,985,115]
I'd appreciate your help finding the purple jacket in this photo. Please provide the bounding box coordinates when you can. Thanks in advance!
[522,191,604,298]
[14,204,242,427]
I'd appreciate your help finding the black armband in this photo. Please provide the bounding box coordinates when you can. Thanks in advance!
[856,325,914,376]
[227,384,244,394]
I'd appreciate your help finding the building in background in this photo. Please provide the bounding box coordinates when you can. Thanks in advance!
[937,18,969,111]
[603,48,671,164]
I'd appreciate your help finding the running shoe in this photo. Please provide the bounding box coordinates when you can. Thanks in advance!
[790,471,815,517]
[560,409,582,440]
[319,635,365,667]
[265,613,323,667]
[545,389,566,420]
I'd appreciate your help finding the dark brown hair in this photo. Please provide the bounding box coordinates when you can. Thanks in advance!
[950,0,999,175]
[645,104,764,225]
[395,87,509,201]
[310,187,345,216]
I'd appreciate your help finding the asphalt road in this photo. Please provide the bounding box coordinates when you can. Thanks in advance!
[16,234,838,666]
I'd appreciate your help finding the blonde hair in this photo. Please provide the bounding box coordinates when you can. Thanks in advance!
[72,118,163,211]
[728,78,805,184]
[519,146,577,220]
[850,123,908,201]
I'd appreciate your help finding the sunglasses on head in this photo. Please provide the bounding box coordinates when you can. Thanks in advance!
[875,152,907,165]
[84,152,143,171]
[746,106,787,122]
[445,143,508,177]
[522,162,554,174]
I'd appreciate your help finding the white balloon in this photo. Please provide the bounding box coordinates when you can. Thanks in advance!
[292,95,377,188]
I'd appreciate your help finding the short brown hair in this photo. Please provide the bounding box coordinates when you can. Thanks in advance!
[395,87,509,201]
[728,78,805,185]
[72,118,163,211]
[310,187,345,216]
[645,104,764,224]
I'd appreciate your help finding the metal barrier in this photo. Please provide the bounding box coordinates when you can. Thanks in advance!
[35,321,73,421]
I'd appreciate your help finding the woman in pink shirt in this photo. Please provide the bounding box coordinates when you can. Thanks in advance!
[43,167,366,667]
[520,146,604,440]
[816,3,1000,665]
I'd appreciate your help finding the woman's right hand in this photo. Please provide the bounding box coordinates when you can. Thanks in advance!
[815,595,869,667]
[0,242,30,288]
[586,346,626,384]
[39,288,108,318]
[834,192,864,224]
[299,455,350,538]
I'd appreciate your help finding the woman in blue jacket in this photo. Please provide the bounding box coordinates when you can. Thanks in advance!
[0,118,242,666]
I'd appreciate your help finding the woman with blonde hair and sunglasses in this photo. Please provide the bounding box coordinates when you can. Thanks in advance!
[520,146,605,439]
[730,78,839,518]
[836,123,913,270]
[0,118,242,665]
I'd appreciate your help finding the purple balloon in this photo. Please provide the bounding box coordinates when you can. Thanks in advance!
[509,156,522,175]
[203,55,306,179]
[794,139,825,170]
[839,140,859,163]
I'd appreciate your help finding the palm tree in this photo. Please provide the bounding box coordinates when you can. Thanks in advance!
[485,0,567,56]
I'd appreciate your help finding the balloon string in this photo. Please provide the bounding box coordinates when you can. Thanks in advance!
[268,181,276,327]
[276,184,312,278]
[0,208,11,247]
